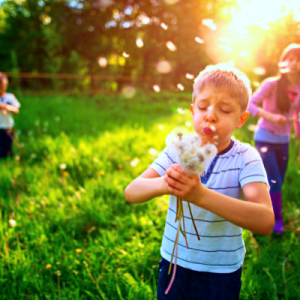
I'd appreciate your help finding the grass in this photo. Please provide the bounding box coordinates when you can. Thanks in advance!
[1,91,300,299]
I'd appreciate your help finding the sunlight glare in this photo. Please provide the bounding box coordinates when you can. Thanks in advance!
[195,37,204,44]
[136,38,144,48]
[218,45,232,52]
[177,84,184,91]
[98,57,108,68]
[156,61,172,74]
[230,0,300,33]
[219,37,231,43]
[166,41,177,51]
[122,86,136,98]
[202,19,217,30]
[161,23,168,30]
[153,85,160,92]
[253,67,266,75]
[186,73,194,80]
[240,51,249,57]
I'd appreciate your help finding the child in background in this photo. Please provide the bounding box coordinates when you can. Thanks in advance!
[125,63,274,300]
[0,72,20,159]
[248,44,300,234]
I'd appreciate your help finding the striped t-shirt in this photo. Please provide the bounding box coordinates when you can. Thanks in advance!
[149,139,268,274]
[248,79,300,136]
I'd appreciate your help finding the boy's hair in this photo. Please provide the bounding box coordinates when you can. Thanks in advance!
[192,63,252,112]
[0,72,8,85]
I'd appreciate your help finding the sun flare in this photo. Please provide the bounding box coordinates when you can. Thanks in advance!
[230,0,300,32]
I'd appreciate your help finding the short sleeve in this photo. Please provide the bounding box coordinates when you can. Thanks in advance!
[239,145,269,188]
[148,145,178,176]
[5,94,20,108]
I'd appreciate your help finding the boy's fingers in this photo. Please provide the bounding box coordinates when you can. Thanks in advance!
[165,183,184,198]
[165,174,185,191]
[166,169,190,185]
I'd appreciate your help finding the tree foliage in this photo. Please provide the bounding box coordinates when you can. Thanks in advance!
[0,0,300,90]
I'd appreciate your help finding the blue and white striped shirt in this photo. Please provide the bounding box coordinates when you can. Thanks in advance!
[149,139,268,274]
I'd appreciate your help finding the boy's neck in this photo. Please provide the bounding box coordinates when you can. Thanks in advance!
[217,139,234,155]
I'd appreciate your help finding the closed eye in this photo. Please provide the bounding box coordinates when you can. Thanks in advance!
[221,110,231,114]
[198,107,207,111]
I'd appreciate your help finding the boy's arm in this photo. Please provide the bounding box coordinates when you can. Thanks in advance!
[125,168,168,204]
[164,165,274,235]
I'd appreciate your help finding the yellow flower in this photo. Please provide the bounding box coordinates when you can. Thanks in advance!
[45,264,52,269]
[75,249,82,253]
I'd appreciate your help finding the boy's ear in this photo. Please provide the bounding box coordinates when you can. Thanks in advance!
[190,104,194,115]
[236,111,249,128]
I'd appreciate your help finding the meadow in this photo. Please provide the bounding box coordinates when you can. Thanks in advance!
[1,92,300,300]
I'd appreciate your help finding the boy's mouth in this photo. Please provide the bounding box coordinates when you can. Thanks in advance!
[202,127,215,135]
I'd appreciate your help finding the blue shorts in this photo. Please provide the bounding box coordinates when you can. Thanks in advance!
[157,258,242,300]
[0,128,14,159]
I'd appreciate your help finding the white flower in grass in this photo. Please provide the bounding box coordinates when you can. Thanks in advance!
[60,163,66,170]
[9,219,16,227]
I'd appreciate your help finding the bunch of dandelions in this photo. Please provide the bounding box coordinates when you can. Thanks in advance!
[165,132,217,294]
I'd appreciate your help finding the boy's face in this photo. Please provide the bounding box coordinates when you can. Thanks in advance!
[0,78,8,95]
[191,85,249,153]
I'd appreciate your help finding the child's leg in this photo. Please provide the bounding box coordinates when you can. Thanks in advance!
[0,129,10,158]
[157,258,186,300]
[255,142,288,233]
[157,258,242,300]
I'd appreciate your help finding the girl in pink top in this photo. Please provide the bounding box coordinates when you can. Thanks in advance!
[248,44,300,234]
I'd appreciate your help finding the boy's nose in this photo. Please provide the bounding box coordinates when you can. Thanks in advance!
[205,107,217,122]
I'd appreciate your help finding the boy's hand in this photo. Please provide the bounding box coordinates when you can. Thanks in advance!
[164,164,206,205]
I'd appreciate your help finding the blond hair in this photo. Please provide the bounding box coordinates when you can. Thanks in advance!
[193,63,251,111]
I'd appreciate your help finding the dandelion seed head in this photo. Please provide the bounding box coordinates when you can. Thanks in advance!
[171,133,217,175]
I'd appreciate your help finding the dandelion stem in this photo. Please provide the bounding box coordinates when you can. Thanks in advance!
[165,236,179,294]
[175,197,179,222]
[168,203,181,275]
[188,203,200,240]
[180,198,188,249]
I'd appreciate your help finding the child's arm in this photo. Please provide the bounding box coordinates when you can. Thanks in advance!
[164,165,274,235]
[0,103,19,114]
[125,168,168,203]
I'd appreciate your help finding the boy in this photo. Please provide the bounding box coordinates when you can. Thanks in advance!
[0,72,20,159]
[125,63,274,300]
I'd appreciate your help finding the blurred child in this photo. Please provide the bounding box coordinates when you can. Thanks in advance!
[0,72,20,159]
[125,63,274,300]
[248,44,300,234]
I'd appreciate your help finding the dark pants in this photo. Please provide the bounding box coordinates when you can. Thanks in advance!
[0,129,14,159]
[255,142,289,193]
[157,258,242,300]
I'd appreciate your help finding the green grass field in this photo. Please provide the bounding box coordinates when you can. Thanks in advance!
[1,92,300,299]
